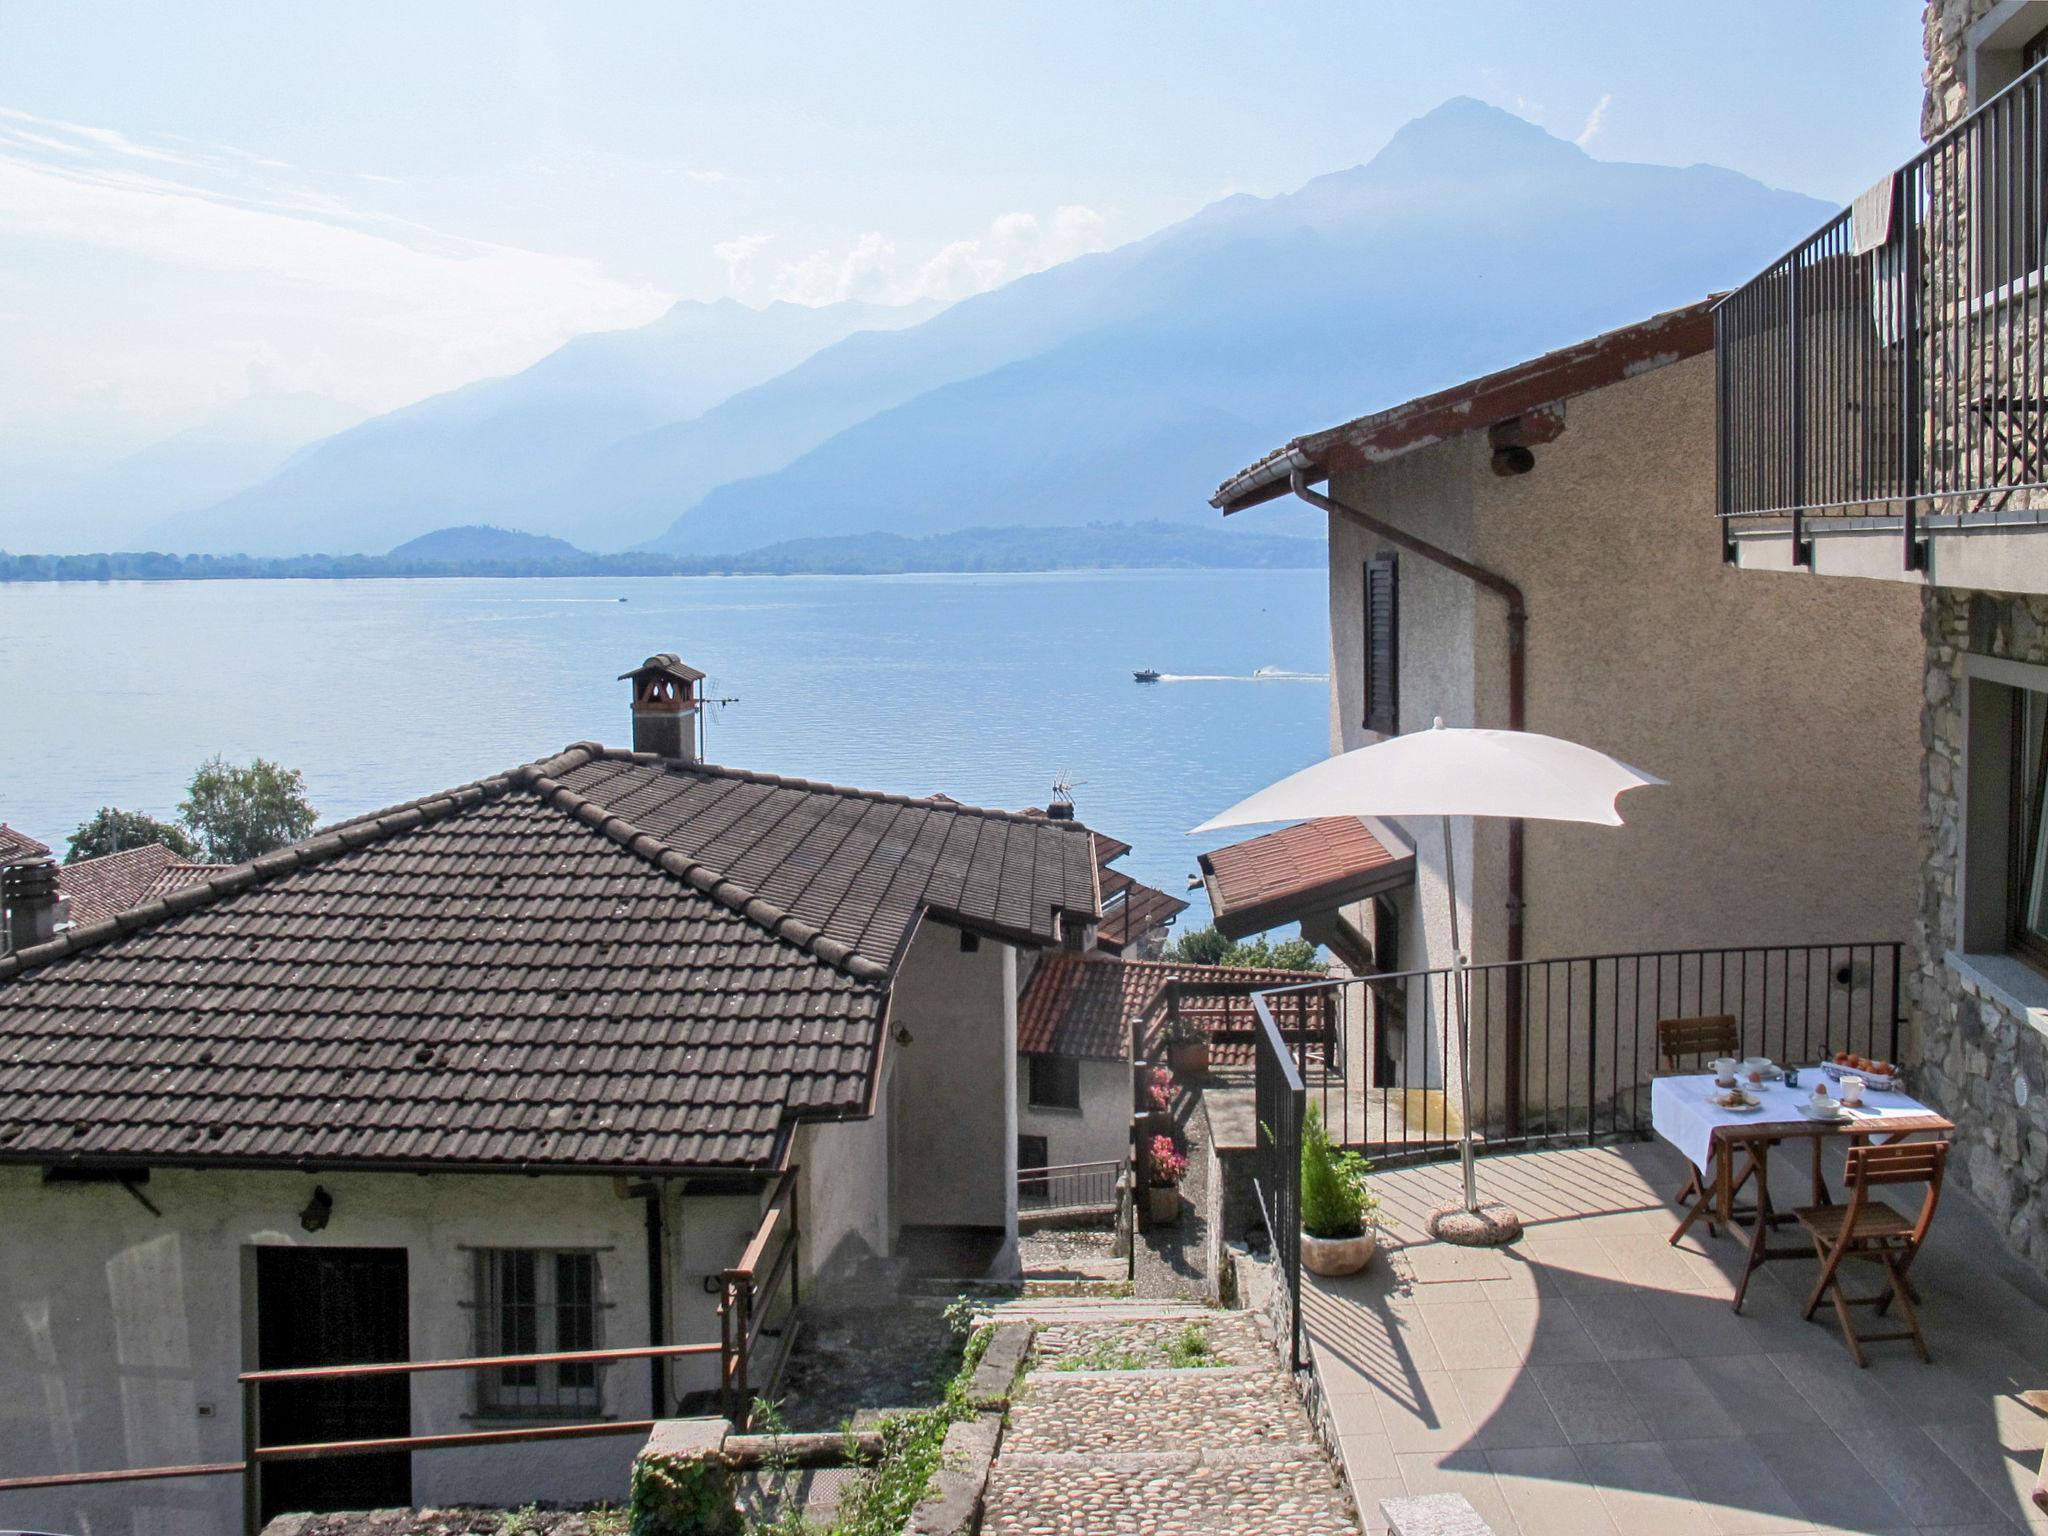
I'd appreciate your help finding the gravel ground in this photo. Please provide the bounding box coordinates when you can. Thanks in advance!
[770,1301,964,1430]
[1017,1225,1122,1278]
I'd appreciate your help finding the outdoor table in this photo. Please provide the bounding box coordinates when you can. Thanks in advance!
[1649,1072,1953,1313]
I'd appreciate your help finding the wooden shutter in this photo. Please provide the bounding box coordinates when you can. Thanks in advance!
[1363,554,1399,736]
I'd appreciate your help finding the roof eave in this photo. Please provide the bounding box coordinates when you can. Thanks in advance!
[1203,854,1416,942]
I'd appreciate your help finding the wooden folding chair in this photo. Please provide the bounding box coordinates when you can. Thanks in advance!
[1793,1138,1948,1366]
[1657,1014,1757,1245]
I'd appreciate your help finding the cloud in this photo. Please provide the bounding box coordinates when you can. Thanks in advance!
[1576,93,1613,147]
[754,205,1111,307]
[713,231,775,288]
[0,103,670,414]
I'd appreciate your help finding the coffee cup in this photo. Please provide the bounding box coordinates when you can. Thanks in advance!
[1839,1074,1866,1106]
[1711,1057,1738,1087]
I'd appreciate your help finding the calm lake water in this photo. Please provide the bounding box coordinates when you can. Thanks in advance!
[0,569,1330,926]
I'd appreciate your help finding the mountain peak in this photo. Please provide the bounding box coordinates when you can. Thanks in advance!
[1366,95,1585,180]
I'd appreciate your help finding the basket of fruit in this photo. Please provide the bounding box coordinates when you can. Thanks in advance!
[1822,1053,1901,1093]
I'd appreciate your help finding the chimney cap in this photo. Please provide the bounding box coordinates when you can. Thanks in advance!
[618,653,707,684]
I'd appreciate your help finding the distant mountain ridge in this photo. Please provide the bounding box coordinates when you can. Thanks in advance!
[387,525,583,561]
[147,99,1836,562]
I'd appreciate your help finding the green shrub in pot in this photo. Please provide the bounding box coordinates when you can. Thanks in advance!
[1299,1104,1379,1274]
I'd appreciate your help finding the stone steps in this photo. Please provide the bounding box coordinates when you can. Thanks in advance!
[982,1452,1356,1536]
[1004,1364,1312,1456]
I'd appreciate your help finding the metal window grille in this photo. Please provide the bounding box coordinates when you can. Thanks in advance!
[473,1250,604,1417]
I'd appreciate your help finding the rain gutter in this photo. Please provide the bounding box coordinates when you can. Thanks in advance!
[1287,470,1529,1136]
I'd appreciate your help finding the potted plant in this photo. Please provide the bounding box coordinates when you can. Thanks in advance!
[1164,1017,1211,1078]
[1299,1103,1378,1276]
[1147,1134,1189,1225]
[1139,1065,1176,1133]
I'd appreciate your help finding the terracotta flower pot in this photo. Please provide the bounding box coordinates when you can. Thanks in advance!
[1300,1227,1377,1277]
[1148,1185,1182,1225]
[1167,1040,1210,1078]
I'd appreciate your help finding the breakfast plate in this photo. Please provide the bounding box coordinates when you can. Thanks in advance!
[1707,1089,1763,1112]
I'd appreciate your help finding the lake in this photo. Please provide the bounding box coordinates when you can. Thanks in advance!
[0,568,1331,929]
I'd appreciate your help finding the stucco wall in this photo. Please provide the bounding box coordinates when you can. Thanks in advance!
[888,921,1018,1236]
[793,1053,896,1293]
[0,1166,697,1536]
[1323,352,1924,1107]
[1016,1056,1132,1169]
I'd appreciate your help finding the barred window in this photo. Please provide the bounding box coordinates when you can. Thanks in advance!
[473,1249,603,1417]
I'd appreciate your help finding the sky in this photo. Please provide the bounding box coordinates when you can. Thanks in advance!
[0,1,1927,481]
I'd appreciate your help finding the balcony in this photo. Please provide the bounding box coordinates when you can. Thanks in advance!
[1718,53,2048,588]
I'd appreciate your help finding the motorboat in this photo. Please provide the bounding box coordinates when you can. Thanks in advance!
[1133,668,1162,683]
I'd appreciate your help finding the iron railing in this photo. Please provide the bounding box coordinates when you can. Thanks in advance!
[1717,49,2048,568]
[1019,1158,1124,1213]
[1250,993,1306,1373]
[1258,941,1905,1167]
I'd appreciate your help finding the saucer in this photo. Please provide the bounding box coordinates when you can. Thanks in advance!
[1799,1103,1846,1121]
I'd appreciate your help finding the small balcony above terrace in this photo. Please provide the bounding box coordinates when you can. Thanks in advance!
[1719,52,2048,591]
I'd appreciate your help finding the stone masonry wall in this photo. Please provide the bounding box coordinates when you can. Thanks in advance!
[1918,589,2048,1266]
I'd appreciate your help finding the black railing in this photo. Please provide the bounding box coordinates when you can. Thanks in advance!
[1258,941,1905,1168]
[1718,50,2048,568]
[1018,1158,1123,1213]
[1250,994,1305,1373]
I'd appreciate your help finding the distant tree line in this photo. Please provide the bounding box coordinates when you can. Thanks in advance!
[0,523,1324,584]
[1165,924,1322,971]
[66,756,318,865]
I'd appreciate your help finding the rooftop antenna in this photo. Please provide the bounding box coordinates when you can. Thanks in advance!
[698,679,741,760]
[1049,771,1085,820]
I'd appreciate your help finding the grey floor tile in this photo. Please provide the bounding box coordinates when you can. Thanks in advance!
[1835,1423,2010,1527]
[1450,1366,1570,1450]
[1424,1300,1528,1371]
[1396,1447,1523,1536]
[1611,1355,1745,1440]
[1688,1353,1824,1435]
[1572,1292,1684,1362]
[1487,1443,1622,1536]
[1744,1427,1911,1534]
[1577,1440,1723,1536]
[1530,1361,1653,1445]
[1492,1298,1606,1364]
[1664,1434,1814,1535]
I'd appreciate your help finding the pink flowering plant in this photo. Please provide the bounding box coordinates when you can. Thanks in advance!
[1147,1134,1189,1188]
[1145,1066,1175,1113]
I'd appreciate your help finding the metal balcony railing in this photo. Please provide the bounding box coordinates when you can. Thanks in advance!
[1018,1157,1123,1213]
[1717,50,2048,568]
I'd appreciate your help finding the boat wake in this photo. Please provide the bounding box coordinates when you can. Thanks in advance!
[1152,668,1327,683]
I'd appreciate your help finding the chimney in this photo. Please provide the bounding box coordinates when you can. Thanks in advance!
[617,654,707,762]
[3,857,63,951]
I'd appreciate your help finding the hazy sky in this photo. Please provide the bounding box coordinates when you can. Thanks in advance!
[0,1,1926,457]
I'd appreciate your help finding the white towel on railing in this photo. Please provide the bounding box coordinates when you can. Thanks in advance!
[1851,174,1898,257]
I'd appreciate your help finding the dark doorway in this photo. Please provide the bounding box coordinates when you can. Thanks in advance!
[254,1246,412,1522]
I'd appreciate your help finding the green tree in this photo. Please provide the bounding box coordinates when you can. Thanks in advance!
[65,808,198,864]
[1165,924,1322,971]
[178,756,318,864]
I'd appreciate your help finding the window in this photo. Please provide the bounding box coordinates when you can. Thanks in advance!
[1027,1054,1081,1111]
[1363,554,1398,736]
[2012,688,2048,967]
[472,1249,603,1417]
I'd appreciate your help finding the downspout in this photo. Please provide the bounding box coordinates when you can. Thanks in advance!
[1288,471,1529,1137]
[640,1181,670,1414]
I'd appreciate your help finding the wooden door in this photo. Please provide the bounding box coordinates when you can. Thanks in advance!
[254,1246,411,1521]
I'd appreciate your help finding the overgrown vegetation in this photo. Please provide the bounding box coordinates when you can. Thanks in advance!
[1052,1339,1146,1371]
[630,1449,743,1536]
[1164,924,1321,971]
[1300,1102,1377,1239]
[822,1325,992,1536]
[1165,1323,1222,1369]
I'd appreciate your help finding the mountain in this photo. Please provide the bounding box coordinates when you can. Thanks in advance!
[160,298,934,556]
[387,525,584,561]
[6,392,364,554]
[638,99,1834,554]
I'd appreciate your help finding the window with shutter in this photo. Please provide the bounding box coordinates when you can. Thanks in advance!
[1363,554,1399,736]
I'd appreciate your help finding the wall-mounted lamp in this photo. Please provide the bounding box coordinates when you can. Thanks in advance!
[895,1025,914,1047]
[299,1185,334,1233]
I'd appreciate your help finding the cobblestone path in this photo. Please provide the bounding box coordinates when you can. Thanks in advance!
[978,1299,1358,1536]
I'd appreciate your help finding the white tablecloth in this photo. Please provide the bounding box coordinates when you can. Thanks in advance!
[1649,1072,1939,1175]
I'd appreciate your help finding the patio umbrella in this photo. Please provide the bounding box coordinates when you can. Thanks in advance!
[1192,718,1663,1241]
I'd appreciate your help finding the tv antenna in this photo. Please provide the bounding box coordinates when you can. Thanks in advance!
[697,680,741,760]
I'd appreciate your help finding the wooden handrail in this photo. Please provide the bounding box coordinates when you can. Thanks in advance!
[254,1418,658,1462]
[1019,1159,1122,1176]
[239,1339,719,1385]
[0,1460,245,1492]
[731,1205,785,1280]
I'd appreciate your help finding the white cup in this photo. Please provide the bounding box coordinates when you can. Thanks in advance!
[1711,1057,1738,1086]
[1840,1074,1866,1107]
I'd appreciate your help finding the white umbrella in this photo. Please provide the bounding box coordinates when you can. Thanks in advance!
[1193,718,1663,1230]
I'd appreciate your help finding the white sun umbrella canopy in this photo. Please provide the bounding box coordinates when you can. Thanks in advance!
[1192,719,1663,1228]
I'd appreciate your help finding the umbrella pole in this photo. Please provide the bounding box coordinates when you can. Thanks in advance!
[1441,814,1477,1214]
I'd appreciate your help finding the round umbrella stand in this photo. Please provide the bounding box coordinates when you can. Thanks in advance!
[1426,1201,1523,1247]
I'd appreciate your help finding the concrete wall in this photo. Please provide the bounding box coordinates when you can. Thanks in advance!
[793,1053,896,1293]
[1016,1056,1132,1169]
[888,920,1018,1239]
[0,1166,735,1536]
[1323,352,1924,1107]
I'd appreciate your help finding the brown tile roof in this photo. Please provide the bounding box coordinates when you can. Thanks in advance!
[57,844,193,928]
[1018,951,1327,1064]
[148,862,214,900]
[0,825,50,865]
[1212,298,1718,512]
[0,744,1098,1174]
[1199,817,1412,940]
[1096,865,1190,952]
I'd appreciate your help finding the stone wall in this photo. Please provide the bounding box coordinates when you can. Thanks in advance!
[1918,588,2048,1266]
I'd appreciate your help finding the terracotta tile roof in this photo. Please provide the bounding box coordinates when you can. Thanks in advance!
[56,844,193,928]
[1018,951,1327,1063]
[147,862,214,900]
[0,744,1098,1174]
[0,825,50,865]
[1199,817,1412,939]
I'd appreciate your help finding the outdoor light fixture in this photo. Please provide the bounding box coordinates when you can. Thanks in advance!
[895,1025,914,1046]
[299,1185,333,1232]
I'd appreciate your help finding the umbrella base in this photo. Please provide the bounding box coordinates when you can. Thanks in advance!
[1426,1201,1523,1247]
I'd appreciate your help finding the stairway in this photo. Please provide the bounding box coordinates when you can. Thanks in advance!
[975,1300,1358,1536]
